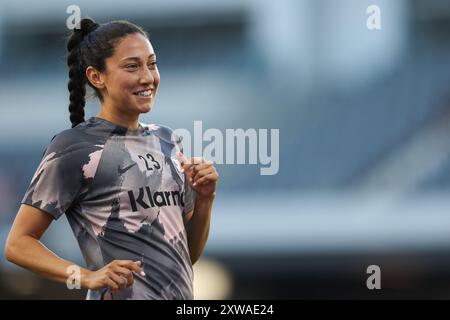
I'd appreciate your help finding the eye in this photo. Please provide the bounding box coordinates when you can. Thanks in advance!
[126,64,138,70]
[148,61,157,69]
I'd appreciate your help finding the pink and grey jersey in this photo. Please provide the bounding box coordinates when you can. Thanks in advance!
[21,116,196,300]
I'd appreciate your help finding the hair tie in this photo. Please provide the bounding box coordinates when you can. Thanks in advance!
[82,22,99,37]
[75,21,99,39]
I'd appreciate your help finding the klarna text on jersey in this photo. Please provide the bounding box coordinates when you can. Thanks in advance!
[173,121,279,175]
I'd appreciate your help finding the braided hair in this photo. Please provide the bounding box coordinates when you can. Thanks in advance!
[66,17,148,128]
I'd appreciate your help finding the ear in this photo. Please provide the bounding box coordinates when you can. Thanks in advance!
[86,66,105,89]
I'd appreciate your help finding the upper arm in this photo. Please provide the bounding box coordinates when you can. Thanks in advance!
[7,204,54,244]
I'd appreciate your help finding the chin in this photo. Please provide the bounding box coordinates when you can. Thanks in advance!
[139,104,152,114]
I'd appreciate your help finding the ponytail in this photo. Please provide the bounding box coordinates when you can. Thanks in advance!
[66,18,98,128]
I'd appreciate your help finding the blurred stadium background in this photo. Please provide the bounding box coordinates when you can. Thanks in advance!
[1,0,450,299]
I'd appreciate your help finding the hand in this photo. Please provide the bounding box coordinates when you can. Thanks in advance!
[177,152,219,199]
[83,260,145,294]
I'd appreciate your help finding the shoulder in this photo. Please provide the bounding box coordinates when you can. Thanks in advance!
[48,127,83,147]
[45,125,104,158]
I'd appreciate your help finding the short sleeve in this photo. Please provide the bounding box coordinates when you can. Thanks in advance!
[21,131,102,220]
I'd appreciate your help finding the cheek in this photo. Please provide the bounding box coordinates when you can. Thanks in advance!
[114,73,137,96]
[153,70,161,87]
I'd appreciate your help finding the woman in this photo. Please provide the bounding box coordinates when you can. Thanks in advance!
[5,18,218,300]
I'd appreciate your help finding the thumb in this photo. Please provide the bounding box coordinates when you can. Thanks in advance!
[176,151,190,173]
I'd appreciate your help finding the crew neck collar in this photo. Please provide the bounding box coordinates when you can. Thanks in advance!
[92,116,145,133]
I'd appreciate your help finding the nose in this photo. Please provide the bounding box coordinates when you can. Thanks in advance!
[140,66,154,85]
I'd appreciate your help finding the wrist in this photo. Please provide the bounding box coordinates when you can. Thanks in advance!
[196,192,216,201]
[80,268,93,289]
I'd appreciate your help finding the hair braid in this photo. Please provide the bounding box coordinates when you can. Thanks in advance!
[66,18,98,128]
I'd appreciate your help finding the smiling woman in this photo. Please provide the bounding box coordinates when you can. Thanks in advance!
[5,17,219,300]
[85,34,159,121]
[67,19,160,128]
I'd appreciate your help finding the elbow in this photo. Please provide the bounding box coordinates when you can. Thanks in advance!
[190,252,201,265]
[5,241,14,263]
[4,242,14,263]
[4,237,18,263]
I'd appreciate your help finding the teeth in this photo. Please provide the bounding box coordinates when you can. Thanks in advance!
[134,90,152,97]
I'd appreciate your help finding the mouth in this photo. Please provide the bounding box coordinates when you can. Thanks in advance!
[132,89,153,99]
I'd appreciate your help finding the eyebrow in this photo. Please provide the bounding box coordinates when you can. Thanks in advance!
[121,54,156,62]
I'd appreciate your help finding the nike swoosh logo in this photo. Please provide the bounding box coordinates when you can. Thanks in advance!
[118,163,136,175]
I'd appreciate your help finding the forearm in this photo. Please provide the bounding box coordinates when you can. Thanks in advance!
[6,235,90,288]
[185,193,215,264]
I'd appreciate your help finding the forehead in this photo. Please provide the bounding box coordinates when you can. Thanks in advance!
[111,33,155,61]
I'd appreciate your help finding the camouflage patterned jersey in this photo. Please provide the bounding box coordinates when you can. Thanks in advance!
[21,116,196,300]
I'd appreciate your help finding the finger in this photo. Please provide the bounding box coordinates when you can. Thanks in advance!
[176,152,205,165]
[109,271,127,290]
[113,266,134,287]
[116,259,138,270]
[105,277,119,292]
[131,261,146,277]
[176,152,189,173]
[193,166,216,182]
[117,260,146,277]
[184,160,211,181]
[115,260,135,267]
[176,151,187,165]
[195,171,218,186]
[192,167,214,183]
[191,162,213,176]
[179,155,205,170]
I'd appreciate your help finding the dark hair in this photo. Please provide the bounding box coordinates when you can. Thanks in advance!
[66,18,148,128]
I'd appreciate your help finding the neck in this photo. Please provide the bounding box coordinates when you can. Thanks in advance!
[97,105,140,130]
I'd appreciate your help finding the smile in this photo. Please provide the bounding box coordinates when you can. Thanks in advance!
[133,89,153,98]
